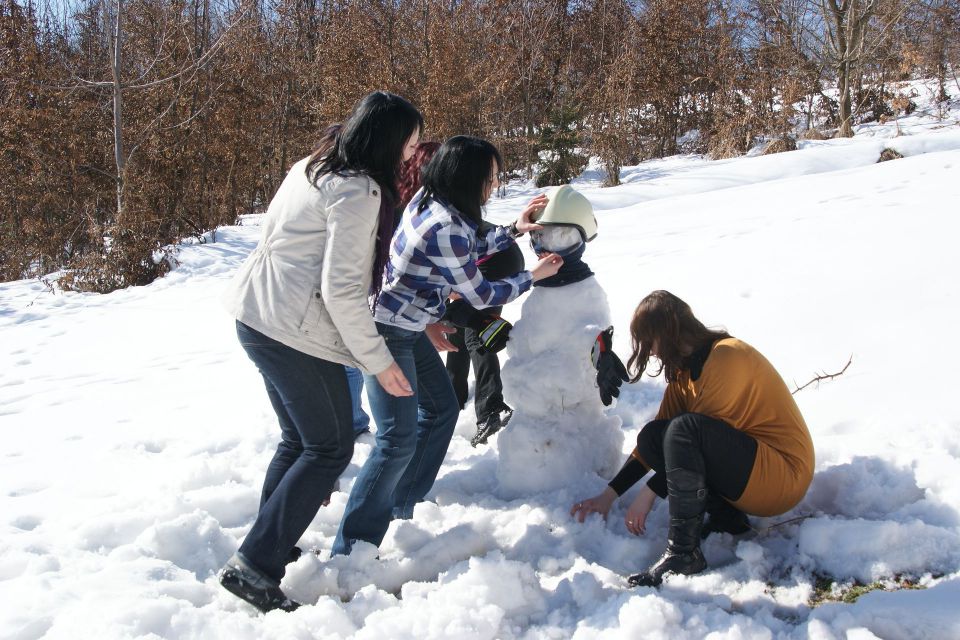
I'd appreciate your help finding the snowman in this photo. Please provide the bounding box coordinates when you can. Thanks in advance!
[496,185,624,496]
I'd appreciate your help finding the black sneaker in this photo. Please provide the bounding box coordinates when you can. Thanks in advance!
[219,553,301,613]
[471,406,514,447]
[470,416,498,447]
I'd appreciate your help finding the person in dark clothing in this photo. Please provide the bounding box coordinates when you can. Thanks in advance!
[444,239,525,445]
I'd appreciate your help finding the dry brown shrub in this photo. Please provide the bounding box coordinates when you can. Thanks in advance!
[762,137,798,155]
[708,137,744,159]
[800,129,827,140]
[878,148,905,162]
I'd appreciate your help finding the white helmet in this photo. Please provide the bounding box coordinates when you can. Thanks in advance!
[533,185,598,242]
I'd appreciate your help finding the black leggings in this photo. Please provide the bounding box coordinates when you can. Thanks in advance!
[635,413,757,501]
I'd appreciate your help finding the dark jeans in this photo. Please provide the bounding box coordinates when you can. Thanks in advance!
[445,306,507,423]
[235,321,353,582]
[332,323,459,555]
[636,413,757,502]
[345,366,371,434]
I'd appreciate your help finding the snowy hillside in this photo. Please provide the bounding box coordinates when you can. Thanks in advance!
[3,81,960,639]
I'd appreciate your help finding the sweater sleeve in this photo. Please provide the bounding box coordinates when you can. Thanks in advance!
[428,222,532,309]
[475,224,516,258]
[608,456,648,496]
[320,176,394,374]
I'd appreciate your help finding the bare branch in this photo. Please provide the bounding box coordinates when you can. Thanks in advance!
[792,354,853,394]
[754,514,813,534]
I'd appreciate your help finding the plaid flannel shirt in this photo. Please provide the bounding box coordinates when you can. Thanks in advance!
[373,192,532,331]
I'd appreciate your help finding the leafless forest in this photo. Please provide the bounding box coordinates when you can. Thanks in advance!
[1,0,957,290]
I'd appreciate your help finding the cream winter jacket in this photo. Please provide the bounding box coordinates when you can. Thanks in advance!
[222,157,394,375]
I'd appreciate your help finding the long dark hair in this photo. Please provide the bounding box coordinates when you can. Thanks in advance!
[314,123,342,156]
[419,135,503,226]
[306,91,423,201]
[398,141,441,209]
[305,92,423,300]
[627,290,731,383]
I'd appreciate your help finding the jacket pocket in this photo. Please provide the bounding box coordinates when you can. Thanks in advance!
[299,288,325,333]
[299,288,344,347]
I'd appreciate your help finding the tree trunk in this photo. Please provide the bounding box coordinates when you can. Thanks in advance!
[838,59,854,137]
[111,0,125,220]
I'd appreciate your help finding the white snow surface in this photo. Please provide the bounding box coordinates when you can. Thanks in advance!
[2,80,960,638]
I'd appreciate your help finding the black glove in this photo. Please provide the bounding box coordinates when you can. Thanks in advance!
[442,299,479,328]
[443,299,512,354]
[474,315,512,354]
[591,326,628,406]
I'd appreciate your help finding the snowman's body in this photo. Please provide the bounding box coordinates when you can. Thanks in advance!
[496,262,624,496]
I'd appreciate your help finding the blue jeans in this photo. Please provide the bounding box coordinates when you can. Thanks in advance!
[345,366,371,434]
[235,321,353,582]
[332,323,459,555]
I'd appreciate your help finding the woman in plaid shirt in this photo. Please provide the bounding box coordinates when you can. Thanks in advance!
[332,136,564,555]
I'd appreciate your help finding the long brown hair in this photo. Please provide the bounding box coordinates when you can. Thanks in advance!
[397,141,441,209]
[626,290,731,383]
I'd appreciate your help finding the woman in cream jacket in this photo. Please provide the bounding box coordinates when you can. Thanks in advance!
[218,91,422,613]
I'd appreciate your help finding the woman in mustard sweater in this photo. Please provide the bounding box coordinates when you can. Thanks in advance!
[572,290,814,587]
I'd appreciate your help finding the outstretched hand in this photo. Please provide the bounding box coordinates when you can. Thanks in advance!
[625,485,657,536]
[530,253,563,282]
[570,487,618,523]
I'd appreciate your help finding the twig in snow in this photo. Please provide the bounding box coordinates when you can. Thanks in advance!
[759,513,813,533]
[791,355,853,395]
[752,514,812,536]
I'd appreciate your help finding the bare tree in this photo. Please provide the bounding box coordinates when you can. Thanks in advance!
[819,0,917,136]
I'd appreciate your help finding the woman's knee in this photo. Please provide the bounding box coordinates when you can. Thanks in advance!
[636,418,669,466]
[663,413,706,448]
[301,439,354,472]
[277,437,303,455]
[376,430,419,459]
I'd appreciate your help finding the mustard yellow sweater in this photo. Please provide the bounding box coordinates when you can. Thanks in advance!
[640,338,814,516]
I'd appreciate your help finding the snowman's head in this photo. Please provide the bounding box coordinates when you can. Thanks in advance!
[530,226,583,257]
[530,185,597,257]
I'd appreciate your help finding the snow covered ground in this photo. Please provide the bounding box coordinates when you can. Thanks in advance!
[2,80,960,639]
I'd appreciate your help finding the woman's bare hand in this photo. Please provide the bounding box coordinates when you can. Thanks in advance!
[375,362,414,397]
[571,487,618,522]
[530,253,563,281]
[514,194,548,235]
[425,322,458,352]
[625,485,657,535]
